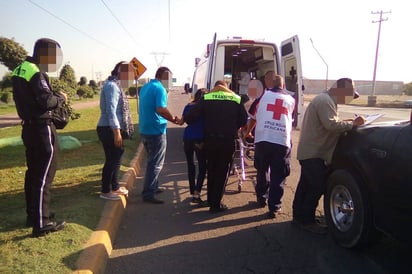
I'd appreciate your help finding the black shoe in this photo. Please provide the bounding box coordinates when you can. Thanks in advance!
[26,212,56,228]
[209,204,228,214]
[143,197,164,204]
[191,197,203,204]
[266,211,276,219]
[155,187,166,194]
[257,198,266,208]
[197,200,210,208]
[32,220,66,238]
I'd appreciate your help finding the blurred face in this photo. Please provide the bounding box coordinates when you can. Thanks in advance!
[160,70,172,92]
[329,79,357,104]
[37,44,63,72]
[118,63,135,89]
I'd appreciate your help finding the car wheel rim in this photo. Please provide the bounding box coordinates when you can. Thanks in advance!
[330,185,354,232]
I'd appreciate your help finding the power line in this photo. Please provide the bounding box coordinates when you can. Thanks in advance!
[100,0,141,48]
[27,0,123,54]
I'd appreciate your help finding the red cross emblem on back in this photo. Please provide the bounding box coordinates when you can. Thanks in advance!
[266,99,288,120]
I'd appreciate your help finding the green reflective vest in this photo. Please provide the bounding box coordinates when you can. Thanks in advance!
[12,61,39,82]
[204,91,241,104]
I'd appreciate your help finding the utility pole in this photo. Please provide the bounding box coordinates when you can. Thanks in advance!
[368,10,391,106]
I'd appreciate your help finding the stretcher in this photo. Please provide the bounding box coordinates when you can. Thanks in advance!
[231,133,255,192]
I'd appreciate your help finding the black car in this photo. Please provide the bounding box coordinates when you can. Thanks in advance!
[324,116,412,248]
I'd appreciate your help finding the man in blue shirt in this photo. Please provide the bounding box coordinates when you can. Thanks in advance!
[138,67,180,203]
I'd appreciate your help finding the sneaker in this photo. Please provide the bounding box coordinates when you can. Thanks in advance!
[112,187,129,195]
[197,200,210,208]
[32,220,66,238]
[191,197,203,204]
[209,204,228,214]
[100,192,121,201]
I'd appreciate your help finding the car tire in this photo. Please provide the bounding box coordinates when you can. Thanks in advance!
[324,169,381,248]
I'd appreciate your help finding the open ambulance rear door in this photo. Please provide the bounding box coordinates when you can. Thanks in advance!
[206,33,217,90]
[281,35,304,129]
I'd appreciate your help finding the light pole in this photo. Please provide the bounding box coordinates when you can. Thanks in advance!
[368,10,390,106]
[310,38,329,90]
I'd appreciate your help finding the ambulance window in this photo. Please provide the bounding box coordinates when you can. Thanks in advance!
[281,43,293,57]
[284,58,298,93]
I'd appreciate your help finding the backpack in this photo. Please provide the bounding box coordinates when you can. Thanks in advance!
[52,102,70,129]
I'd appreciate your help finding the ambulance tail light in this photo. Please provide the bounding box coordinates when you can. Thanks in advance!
[239,39,255,44]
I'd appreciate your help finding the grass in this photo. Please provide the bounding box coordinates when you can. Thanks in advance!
[0,103,18,115]
[0,97,139,273]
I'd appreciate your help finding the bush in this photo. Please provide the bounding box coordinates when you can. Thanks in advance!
[128,86,138,97]
[77,85,94,99]
[50,78,77,98]
[0,90,12,103]
[403,82,412,95]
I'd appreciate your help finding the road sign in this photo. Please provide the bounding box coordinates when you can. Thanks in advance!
[129,57,147,79]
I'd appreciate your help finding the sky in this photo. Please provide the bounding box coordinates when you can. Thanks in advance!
[1,0,411,85]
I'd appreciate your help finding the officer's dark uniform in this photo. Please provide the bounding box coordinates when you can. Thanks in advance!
[184,86,248,212]
[12,57,65,235]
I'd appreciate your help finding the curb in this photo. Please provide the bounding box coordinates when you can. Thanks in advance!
[73,143,145,274]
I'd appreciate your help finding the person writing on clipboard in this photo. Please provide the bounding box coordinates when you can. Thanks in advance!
[292,77,365,234]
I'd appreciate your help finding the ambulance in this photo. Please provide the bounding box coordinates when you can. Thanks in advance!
[188,33,304,128]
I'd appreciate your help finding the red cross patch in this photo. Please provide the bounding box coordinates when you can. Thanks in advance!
[266,99,288,120]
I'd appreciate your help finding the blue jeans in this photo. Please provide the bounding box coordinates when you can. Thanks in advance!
[141,134,167,199]
[292,158,328,224]
[97,126,124,193]
[183,140,206,195]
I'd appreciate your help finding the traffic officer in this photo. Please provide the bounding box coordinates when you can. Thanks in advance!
[184,80,248,213]
[12,38,67,237]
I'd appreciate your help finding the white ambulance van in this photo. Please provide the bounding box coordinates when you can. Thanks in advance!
[188,33,304,128]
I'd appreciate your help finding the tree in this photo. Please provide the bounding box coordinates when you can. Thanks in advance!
[89,79,99,94]
[78,76,87,86]
[403,82,412,96]
[0,37,27,71]
[1,72,12,90]
[59,64,77,89]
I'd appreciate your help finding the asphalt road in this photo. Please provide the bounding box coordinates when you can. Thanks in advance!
[105,91,411,274]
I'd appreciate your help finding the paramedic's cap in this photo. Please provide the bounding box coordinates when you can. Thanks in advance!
[328,78,360,104]
[33,38,63,72]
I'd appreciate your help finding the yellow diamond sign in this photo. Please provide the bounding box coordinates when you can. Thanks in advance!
[129,57,147,79]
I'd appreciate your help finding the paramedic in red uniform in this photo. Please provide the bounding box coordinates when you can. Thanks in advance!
[12,38,67,237]
[245,72,295,218]
[184,81,248,213]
